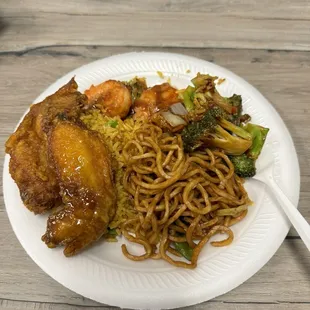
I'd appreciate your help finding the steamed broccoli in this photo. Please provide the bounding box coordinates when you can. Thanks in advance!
[243,123,269,160]
[229,154,256,178]
[191,73,217,86]
[208,91,242,117]
[191,73,242,117]
[181,73,269,178]
[181,106,252,154]
[227,94,242,125]
[229,123,269,178]
[210,106,252,140]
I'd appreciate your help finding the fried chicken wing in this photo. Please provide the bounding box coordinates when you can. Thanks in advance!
[5,78,87,214]
[42,121,117,256]
[36,78,88,138]
[5,103,61,213]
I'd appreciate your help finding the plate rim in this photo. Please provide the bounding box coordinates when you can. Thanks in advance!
[3,51,300,309]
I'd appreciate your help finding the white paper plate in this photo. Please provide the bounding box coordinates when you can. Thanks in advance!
[3,52,300,309]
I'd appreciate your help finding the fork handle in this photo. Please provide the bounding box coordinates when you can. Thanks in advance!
[266,176,310,251]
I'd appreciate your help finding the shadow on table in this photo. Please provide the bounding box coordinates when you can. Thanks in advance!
[0,16,8,35]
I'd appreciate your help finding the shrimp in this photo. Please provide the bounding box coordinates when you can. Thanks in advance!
[85,80,132,119]
[134,83,179,119]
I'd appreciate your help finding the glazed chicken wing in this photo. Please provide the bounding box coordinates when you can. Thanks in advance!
[36,78,87,138]
[42,121,117,256]
[5,103,61,214]
[5,78,87,214]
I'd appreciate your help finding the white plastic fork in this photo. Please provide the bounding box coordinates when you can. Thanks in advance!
[254,162,310,251]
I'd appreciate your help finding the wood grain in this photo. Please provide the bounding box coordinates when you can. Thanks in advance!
[1,300,310,310]
[2,0,310,16]
[0,0,310,52]
[1,46,310,309]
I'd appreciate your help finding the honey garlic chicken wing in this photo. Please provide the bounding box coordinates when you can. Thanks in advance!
[42,121,117,256]
[35,78,88,139]
[5,78,88,214]
[5,103,61,214]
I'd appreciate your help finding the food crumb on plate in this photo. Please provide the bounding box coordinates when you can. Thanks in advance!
[217,78,226,85]
[157,71,165,79]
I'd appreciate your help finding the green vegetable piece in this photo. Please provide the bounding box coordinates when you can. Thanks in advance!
[219,119,252,140]
[228,94,242,108]
[227,94,242,124]
[107,228,118,237]
[243,123,269,160]
[174,242,193,261]
[210,92,242,115]
[181,109,217,152]
[191,73,243,118]
[106,119,118,128]
[230,154,256,178]
[209,106,251,140]
[181,106,252,155]
[57,112,67,120]
[191,74,217,88]
[123,77,147,101]
[181,86,195,111]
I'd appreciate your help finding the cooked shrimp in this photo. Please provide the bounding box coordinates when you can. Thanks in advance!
[85,80,132,119]
[134,83,179,119]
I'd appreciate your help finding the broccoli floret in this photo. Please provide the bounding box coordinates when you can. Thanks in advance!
[190,73,243,120]
[182,110,217,152]
[191,73,217,88]
[227,94,242,124]
[208,92,242,117]
[243,123,269,160]
[228,94,242,108]
[229,154,256,178]
[208,105,250,139]
[181,106,252,154]
[208,105,227,118]
[229,124,269,178]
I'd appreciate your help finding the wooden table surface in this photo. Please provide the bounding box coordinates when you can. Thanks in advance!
[1,1,310,309]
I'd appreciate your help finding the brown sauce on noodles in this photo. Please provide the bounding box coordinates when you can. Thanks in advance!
[120,123,252,269]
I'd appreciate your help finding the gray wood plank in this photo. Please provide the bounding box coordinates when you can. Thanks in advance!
[1,299,310,310]
[2,0,310,17]
[0,0,310,52]
[1,46,310,309]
